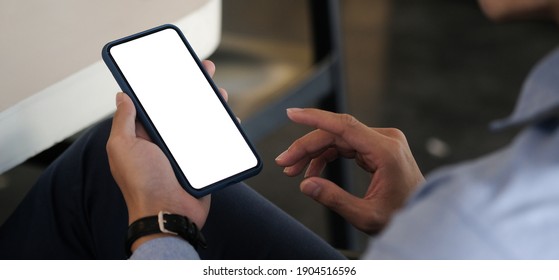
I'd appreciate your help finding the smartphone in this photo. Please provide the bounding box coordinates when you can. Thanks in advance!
[102,24,262,197]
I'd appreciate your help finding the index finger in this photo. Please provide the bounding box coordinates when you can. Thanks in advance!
[286,108,379,153]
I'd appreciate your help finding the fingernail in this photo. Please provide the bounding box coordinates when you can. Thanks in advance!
[286,108,303,115]
[301,179,321,198]
[275,150,287,162]
[283,166,293,174]
[115,92,124,107]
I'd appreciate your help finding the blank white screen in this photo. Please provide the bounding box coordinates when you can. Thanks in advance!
[109,28,258,189]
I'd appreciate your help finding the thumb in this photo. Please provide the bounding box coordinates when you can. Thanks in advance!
[111,92,137,138]
[300,177,360,219]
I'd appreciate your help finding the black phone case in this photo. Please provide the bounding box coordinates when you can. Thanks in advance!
[101,24,262,197]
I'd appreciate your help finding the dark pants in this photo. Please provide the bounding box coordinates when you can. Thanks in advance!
[0,118,344,260]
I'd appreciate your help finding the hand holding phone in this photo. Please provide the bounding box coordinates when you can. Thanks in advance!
[102,24,262,197]
[108,92,212,227]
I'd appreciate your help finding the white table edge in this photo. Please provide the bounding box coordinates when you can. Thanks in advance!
[0,0,222,175]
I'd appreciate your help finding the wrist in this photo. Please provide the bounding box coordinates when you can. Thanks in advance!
[125,194,209,229]
[128,206,206,229]
[126,211,207,257]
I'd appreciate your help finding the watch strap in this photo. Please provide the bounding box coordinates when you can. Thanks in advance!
[126,211,206,257]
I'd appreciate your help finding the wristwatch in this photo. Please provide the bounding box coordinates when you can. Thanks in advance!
[126,211,207,257]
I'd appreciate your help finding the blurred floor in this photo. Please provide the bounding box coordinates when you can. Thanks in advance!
[2,0,559,256]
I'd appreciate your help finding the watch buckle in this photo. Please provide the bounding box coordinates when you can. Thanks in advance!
[158,211,178,235]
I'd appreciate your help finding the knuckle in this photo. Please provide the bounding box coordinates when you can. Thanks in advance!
[382,128,409,152]
[106,138,115,153]
[106,135,125,155]
[384,128,406,141]
[339,113,359,128]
